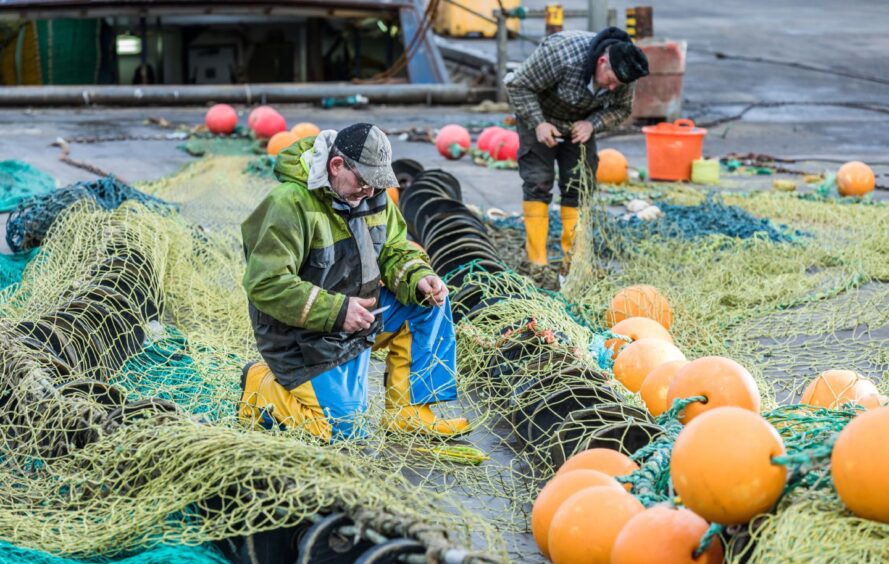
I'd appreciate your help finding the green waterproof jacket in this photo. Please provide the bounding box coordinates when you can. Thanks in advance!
[241,134,435,389]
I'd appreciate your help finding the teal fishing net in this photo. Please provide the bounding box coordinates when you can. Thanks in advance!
[0,160,55,212]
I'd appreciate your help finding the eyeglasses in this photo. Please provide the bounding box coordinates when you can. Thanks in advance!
[343,159,378,194]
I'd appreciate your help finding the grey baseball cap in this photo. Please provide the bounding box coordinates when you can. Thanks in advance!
[333,123,398,191]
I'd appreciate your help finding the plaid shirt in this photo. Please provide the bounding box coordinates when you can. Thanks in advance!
[504,30,635,135]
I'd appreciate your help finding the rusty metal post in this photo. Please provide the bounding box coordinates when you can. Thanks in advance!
[545,4,564,36]
[496,11,508,103]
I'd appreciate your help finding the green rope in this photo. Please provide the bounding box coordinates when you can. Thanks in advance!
[693,523,725,559]
[617,396,707,506]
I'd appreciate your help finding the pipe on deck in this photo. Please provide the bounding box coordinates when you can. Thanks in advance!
[0,83,493,106]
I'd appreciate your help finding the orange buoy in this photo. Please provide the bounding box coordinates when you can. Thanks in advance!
[613,338,686,393]
[435,124,471,160]
[836,161,875,197]
[612,505,725,564]
[857,393,889,410]
[605,316,674,359]
[489,130,520,161]
[556,448,639,492]
[266,131,301,156]
[596,148,629,184]
[800,370,879,409]
[477,126,505,153]
[291,122,321,140]
[205,104,238,134]
[386,187,400,205]
[666,356,760,423]
[640,360,690,417]
[670,407,787,525]
[248,105,275,128]
[531,470,624,558]
[548,486,643,564]
[831,407,889,523]
[606,284,673,329]
[253,110,287,139]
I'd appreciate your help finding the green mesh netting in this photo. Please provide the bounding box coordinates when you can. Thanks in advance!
[35,19,100,85]
[0,248,37,291]
[0,159,55,211]
[0,542,228,564]
[177,133,260,157]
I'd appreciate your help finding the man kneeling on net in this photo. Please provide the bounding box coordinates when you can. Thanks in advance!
[239,123,469,442]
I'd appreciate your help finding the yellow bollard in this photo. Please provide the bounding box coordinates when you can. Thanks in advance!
[545,4,564,35]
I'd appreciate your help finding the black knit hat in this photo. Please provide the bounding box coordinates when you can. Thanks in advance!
[583,27,650,86]
[609,41,649,83]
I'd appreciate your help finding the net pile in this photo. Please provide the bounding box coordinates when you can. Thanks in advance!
[559,150,889,561]
[596,193,803,246]
[5,175,174,252]
[0,194,503,561]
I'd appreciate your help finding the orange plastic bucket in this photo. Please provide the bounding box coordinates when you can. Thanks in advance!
[642,119,708,181]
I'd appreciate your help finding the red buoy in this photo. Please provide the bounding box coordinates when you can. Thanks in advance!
[489,130,519,161]
[435,124,471,160]
[253,110,287,139]
[205,104,238,135]
[477,126,505,154]
[248,106,275,129]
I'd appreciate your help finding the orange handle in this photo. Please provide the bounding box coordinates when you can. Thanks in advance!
[674,119,696,129]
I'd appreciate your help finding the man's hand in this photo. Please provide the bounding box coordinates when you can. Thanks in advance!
[535,122,562,148]
[342,296,376,333]
[571,121,594,144]
[417,275,449,307]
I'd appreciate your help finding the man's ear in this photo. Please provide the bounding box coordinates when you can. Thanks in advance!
[328,155,344,177]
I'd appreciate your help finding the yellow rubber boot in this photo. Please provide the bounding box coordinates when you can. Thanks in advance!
[239,362,332,441]
[523,201,550,265]
[383,405,471,438]
[560,205,579,260]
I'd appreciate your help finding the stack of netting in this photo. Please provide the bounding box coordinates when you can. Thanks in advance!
[0,196,502,562]
[0,210,165,460]
[5,175,175,252]
[398,165,663,476]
